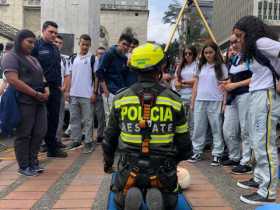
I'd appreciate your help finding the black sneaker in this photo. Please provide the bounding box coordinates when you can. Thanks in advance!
[232,164,252,174]
[30,165,45,173]
[240,192,276,205]
[96,137,103,144]
[237,178,259,190]
[187,153,202,163]
[222,159,239,167]
[210,156,222,166]
[47,149,68,158]
[18,167,38,177]
[67,142,82,150]
[62,133,70,138]
[82,142,95,154]
[57,142,67,149]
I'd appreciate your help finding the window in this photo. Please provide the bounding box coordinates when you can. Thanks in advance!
[0,0,8,5]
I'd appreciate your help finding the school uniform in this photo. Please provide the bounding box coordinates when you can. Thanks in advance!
[246,37,280,200]
[192,63,228,158]
[177,62,197,138]
[69,54,94,145]
[223,57,252,164]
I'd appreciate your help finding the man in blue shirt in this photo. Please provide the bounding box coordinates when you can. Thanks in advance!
[32,21,67,158]
[96,34,133,124]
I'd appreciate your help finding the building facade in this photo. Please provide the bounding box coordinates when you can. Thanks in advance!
[100,0,148,47]
[41,0,100,53]
[0,0,149,50]
[213,0,280,48]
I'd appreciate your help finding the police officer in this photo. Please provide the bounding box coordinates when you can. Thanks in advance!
[102,43,192,210]
[32,21,67,158]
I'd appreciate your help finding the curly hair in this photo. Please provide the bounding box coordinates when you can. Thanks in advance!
[198,41,225,81]
[177,45,198,81]
[233,15,279,60]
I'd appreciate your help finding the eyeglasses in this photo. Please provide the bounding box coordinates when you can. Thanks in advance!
[185,52,193,56]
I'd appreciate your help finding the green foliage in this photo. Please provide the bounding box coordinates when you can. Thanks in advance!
[162,0,210,46]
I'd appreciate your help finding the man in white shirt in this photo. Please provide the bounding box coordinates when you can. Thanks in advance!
[66,34,96,154]
[54,35,70,148]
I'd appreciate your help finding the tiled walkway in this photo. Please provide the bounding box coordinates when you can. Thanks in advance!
[0,146,278,210]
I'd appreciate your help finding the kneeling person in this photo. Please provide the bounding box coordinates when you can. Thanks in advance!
[102,43,192,210]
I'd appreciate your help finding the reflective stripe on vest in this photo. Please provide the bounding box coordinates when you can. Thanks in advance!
[120,132,174,144]
[114,96,182,112]
[156,96,182,111]
[115,96,140,109]
[175,123,188,134]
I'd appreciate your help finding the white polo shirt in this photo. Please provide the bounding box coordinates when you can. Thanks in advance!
[249,37,280,92]
[69,54,94,99]
[195,63,228,101]
[61,54,70,85]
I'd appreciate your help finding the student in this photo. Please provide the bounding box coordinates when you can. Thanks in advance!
[2,30,48,176]
[96,34,132,124]
[66,34,96,154]
[221,34,253,172]
[233,15,280,205]
[188,41,228,166]
[175,45,197,138]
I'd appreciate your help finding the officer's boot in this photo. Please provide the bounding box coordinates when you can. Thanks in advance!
[124,187,143,210]
[146,188,164,210]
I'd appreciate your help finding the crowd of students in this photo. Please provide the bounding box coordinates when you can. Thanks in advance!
[172,15,280,205]
[0,15,280,205]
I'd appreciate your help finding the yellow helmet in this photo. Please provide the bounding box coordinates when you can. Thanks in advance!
[130,43,165,72]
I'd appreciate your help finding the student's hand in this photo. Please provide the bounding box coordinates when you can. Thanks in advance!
[223,83,238,91]
[103,89,110,97]
[41,92,49,101]
[277,82,280,93]
[35,92,48,102]
[60,86,66,92]
[190,103,194,111]
[91,94,97,104]
[64,92,70,102]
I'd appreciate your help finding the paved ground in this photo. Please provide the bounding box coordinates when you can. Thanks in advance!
[0,136,279,210]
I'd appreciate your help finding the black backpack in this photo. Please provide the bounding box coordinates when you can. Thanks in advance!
[69,54,95,84]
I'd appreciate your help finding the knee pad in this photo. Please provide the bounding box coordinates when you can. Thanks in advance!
[124,187,143,210]
[146,188,164,210]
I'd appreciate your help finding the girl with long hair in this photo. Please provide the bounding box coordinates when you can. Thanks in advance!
[1,29,49,176]
[221,34,253,173]
[187,41,228,166]
[175,45,198,137]
[233,15,280,205]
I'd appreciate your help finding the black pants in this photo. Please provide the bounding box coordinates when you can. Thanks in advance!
[15,103,47,169]
[45,87,61,153]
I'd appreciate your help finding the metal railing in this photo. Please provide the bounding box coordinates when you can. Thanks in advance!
[0,21,19,40]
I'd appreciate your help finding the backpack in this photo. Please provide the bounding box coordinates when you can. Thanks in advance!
[69,54,95,84]
[0,86,21,135]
